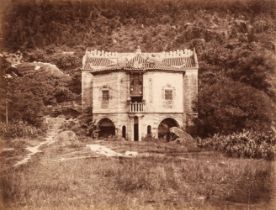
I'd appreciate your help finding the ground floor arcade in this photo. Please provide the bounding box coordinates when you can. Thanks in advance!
[93,113,185,141]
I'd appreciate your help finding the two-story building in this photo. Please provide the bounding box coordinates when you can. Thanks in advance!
[81,47,198,141]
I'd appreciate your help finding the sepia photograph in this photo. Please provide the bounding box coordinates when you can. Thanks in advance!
[0,0,275,209]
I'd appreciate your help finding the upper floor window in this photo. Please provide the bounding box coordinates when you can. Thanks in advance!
[102,90,109,101]
[165,89,173,100]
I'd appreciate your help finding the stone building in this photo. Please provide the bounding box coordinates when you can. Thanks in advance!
[82,47,198,141]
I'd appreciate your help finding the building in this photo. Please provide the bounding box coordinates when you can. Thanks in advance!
[81,47,198,141]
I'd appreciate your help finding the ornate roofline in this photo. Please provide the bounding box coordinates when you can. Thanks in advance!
[82,47,198,72]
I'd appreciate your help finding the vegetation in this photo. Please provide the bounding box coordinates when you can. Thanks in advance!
[0,122,45,139]
[1,0,275,138]
[2,0,275,50]
[1,140,273,210]
[196,78,273,136]
[198,130,276,160]
[0,1,275,209]
[0,53,78,137]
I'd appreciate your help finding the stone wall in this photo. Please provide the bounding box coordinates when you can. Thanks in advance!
[93,113,183,141]
[140,113,184,140]
[81,71,93,109]
[82,68,198,141]
[183,68,198,126]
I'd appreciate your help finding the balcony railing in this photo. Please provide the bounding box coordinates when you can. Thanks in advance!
[129,102,144,113]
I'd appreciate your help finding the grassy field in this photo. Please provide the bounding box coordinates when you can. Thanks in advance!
[0,138,273,210]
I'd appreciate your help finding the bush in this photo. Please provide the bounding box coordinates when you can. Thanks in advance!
[0,122,44,139]
[195,77,272,136]
[198,130,276,160]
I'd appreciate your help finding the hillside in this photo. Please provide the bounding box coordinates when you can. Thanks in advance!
[0,0,275,136]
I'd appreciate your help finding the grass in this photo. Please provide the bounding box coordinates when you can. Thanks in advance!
[0,139,274,210]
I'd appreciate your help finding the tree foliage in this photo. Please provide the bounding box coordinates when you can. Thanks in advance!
[1,0,275,136]
[196,77,272,136]
[0,57,76,126]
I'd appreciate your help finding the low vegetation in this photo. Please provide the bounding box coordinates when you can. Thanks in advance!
[199,130,276,160]
[0,141,273,210]
[0,122,45,139]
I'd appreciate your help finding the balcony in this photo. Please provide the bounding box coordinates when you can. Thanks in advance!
[129,102,144,113]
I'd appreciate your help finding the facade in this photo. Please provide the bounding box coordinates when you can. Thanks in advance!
[81,47,198,141]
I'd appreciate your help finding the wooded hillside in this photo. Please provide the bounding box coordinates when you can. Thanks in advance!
[1,0,275,137]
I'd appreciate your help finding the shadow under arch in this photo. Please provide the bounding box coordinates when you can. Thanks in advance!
[97,118,115,138]
[158,118,179,140]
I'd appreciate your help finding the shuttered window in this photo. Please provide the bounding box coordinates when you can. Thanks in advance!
[102,90,109,101]
[165,89,173,100]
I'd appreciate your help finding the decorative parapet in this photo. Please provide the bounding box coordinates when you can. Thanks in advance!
[82,47,198,72]
[85,48,194,59]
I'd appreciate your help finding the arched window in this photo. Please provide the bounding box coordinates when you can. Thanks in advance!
[147,125,152,136]
[122,126,126,139]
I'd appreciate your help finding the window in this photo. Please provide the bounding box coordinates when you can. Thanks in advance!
[102,90,109,101]
[165,89,173,100]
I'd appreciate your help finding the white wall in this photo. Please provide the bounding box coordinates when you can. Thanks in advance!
[92,72,128,114]
[143,71,184,113]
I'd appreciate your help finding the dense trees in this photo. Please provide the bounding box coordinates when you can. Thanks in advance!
[196,77,272,136]
[3,0,275,50]
[0,57,77,126]
[1,0,275,137]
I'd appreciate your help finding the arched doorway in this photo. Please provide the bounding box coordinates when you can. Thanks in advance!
[134,116,139,141]
[158,118,179,141]
[122,125,126,139]
[98,118,115,138]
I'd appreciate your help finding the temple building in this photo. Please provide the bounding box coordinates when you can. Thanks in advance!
[81,47,198,141]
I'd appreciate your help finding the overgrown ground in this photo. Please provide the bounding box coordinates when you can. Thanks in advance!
[0,121,274,210]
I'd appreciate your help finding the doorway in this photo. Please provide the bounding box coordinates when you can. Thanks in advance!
[158,118,179,141]
[98,118,115,138]
[134,116,139,141]
[122,125,126,139]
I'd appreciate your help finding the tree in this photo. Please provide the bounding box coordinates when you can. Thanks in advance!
[195,77,272,136]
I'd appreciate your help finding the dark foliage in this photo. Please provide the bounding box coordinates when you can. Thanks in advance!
[0,57,77,127]
[196,77,272,136]
[1,0,275,137]
[2,0,275,50]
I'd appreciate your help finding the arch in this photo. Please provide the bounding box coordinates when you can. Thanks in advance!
[122,125,126,139]
[158,118,179,141]
[97,118,115,138]
[147,125,152,136]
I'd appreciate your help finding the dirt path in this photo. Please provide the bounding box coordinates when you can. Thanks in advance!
[86,144,138,157]
[13,116,65,167]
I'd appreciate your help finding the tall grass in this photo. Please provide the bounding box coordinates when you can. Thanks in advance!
[1,154,272,209]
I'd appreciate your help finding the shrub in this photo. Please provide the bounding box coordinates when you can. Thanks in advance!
[198,130,276,160]
[0,121,44,139]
